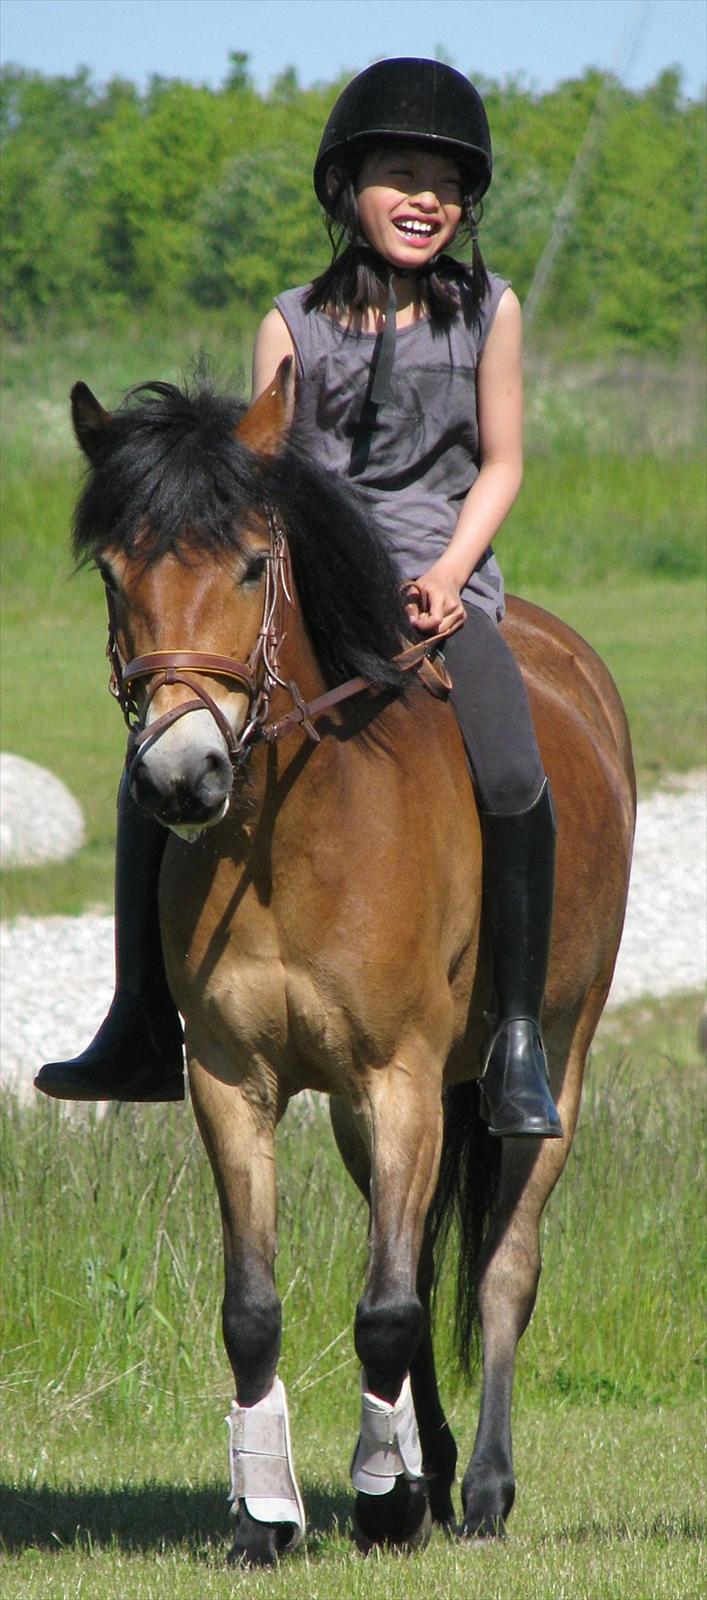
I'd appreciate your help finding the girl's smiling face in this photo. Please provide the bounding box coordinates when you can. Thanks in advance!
[355,145,464,269]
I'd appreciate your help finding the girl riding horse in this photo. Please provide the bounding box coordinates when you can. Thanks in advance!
[36,59,561,1141]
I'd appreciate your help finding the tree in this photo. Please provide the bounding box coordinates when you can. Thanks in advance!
[1,62,703,351]
[224,52,252,94]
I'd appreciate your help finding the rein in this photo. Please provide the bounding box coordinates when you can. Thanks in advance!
[106,511,452,769]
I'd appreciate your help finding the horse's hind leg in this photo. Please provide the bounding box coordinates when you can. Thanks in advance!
[189,1061,304,1567]
[331,1098,458,1532]
[331,1050,445,1551]
[459,1137,547,1538]
[459,1019,586,1540]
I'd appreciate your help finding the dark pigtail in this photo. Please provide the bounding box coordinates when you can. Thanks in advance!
[463,194,491,310]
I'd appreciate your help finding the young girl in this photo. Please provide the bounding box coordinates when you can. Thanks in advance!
[36,57,561,1139]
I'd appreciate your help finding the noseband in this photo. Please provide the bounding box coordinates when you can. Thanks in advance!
[106,510,452,772]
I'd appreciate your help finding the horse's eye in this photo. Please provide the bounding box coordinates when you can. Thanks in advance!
[242,552,268,587]
[96,559,117,593]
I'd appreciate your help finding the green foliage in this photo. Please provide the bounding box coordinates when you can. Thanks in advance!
[188,146,327,314]
[1,59,704,351]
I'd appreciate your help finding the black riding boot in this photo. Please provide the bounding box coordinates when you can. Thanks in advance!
[34,773,184,1102]
[478,779,563,1139]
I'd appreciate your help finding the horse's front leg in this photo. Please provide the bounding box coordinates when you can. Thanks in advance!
[189,1059,304,1568]
[347,1049,445,1552]
[331,1099,458,1534]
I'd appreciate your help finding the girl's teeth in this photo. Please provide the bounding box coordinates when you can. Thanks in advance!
[396,221,434,236]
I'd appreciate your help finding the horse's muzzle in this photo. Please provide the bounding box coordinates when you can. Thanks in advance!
[129,733,233,829]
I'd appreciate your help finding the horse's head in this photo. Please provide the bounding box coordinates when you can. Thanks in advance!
[71,362,295,837]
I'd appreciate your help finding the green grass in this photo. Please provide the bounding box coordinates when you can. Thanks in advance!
[596,989,706,1076]
[524,577,706,788]
[504,454,705,588]
[1,995,705,1594]
[1,1407,702,1598]
[523,351,707,460]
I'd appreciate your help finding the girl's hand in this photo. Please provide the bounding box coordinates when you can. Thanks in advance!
[404,564,466,637]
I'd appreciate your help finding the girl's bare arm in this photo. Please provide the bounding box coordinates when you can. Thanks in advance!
[251,309,297,399]
[406,288,523,635]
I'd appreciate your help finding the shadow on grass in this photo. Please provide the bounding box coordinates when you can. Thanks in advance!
[546,1512,706,1546]
[0,1479,352,1556]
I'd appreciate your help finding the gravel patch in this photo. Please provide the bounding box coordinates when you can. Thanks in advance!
[609,770,706,1006]
[1,773,705,1103]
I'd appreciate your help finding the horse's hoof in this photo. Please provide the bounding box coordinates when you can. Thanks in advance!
[353,1477,432,1553]
[460,1470,514,1542]
[458,1512,508,1542]
[227,1502,297,1567]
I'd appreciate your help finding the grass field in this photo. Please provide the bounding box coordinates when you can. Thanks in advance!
[1,1407,702,1597]
[1,329,705,1592]
[1,994,705,1595]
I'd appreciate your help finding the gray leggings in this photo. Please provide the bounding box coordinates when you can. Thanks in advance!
[440,605,545,816]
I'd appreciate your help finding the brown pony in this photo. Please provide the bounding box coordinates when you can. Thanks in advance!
[69,363,635,1566]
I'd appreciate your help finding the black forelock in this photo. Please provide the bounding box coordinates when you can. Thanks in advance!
[73,377,409,690]
[73,380,259,562]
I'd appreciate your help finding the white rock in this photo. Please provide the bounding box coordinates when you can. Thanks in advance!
[0,753,85,868]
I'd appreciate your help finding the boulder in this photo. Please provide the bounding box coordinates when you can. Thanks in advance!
[0,753,85,868]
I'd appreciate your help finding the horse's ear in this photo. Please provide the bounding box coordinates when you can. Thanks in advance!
[71,382,114,463]
[236,357,295,458]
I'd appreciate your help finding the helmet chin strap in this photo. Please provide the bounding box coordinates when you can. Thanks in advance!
[364,247,443,407]
[370,270,399,405]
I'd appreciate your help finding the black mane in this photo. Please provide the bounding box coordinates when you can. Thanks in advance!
[74,379,409,690]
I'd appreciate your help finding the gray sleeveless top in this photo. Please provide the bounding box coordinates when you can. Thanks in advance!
[275,274,509,620]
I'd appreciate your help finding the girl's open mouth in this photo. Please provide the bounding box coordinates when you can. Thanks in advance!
[392,218,440,239]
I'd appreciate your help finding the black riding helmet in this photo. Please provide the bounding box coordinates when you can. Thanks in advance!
[313,57,493,210]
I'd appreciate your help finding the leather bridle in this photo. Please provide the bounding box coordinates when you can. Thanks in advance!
[105,509,452,771]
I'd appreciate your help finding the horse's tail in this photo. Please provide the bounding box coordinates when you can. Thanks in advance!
[428,1080,501,1375]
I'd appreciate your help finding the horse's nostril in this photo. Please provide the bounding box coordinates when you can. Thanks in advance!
[197,751,232,807]
[203,749,232,787]
[129,761,162,812]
